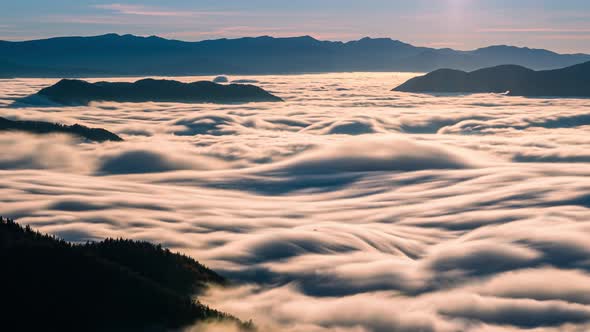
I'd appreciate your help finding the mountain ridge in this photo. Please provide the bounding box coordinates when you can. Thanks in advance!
[1,33,588,77]
[32,78,283,104]
[393,61,590,97]
[0,116,123,142]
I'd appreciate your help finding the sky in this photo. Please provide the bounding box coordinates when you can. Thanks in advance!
[1,0,590,53]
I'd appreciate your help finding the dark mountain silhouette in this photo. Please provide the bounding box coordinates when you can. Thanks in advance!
[0,116,123,142]
[0,216,253,331]
[393,61,590,97]
[0,59,113,77]
[0,34,588,76]
[33,78,282,105]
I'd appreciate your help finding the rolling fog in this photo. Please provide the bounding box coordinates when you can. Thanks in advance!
[2,73,590,331]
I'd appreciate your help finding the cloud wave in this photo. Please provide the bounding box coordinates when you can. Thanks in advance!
[2,73,590,331]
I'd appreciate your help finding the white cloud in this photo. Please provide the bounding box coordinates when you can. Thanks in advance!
[2,73,590,331]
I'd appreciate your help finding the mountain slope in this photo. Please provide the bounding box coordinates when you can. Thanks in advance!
[393,61,590,97]
[34,78,283,104]
[0,117,123,142]
[0,217,252,331]
[0,34,588,76]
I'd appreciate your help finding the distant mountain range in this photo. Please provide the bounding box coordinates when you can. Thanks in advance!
[393,61,590,97]
[1,33,589,77]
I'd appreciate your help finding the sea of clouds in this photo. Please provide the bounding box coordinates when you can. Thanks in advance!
[2,73,590,331]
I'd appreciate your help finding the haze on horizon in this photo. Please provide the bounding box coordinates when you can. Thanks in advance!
[2,0,590,54]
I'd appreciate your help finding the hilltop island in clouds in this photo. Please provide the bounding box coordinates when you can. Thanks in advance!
[0,116,122,142]
[394,61,590,97]
[29,78,283,105]
[1,34,589,77]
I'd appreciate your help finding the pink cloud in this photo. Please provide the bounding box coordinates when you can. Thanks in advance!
[93,3,239,18]
[479,27,590,33]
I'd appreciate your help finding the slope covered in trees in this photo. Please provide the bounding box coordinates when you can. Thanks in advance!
[0,116,123,142]
[0,217,253,331]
